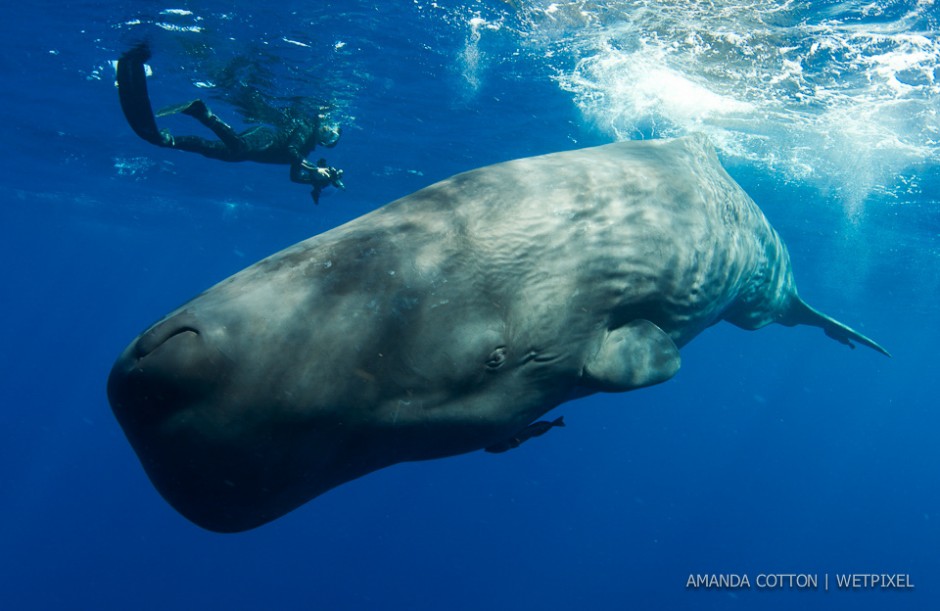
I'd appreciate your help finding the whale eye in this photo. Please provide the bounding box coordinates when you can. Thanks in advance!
[485,347,507,371]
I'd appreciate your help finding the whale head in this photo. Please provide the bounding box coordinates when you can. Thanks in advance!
[107,222,584,532]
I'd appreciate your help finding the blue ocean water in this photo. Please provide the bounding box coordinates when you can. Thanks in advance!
[1,1,938,609]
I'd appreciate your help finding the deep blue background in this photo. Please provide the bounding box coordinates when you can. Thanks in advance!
[1,2,937,609]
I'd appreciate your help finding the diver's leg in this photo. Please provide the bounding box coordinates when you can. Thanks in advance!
[116,44,171,146]
[168,136,239,161]
[180,100,248,154]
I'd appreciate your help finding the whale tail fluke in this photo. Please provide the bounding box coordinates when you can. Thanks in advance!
[116,44,166,146]
[783,297,890,357]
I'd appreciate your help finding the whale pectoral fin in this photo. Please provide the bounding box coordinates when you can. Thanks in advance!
[583,320,681,392]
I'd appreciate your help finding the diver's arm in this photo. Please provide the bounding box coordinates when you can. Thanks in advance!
[289,159,316,184]
[291,159,345,204]
[285,123,316,163]
[289,158,333,184]
[290,159,343,185]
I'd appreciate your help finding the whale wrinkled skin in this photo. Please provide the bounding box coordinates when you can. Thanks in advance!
[107,136,888,532]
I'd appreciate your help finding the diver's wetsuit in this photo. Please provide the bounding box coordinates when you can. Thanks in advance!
[116,44,343,202]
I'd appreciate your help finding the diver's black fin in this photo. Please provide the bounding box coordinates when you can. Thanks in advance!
[116,44,164,145]
[784,297,890,357]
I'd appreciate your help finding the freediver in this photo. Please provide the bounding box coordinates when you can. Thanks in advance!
[116,44,345,204]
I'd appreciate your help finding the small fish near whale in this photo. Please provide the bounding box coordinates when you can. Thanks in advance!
[107,135,888,532]
[485,416,566,453]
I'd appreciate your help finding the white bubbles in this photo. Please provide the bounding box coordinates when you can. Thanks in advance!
[559,40,756,143]
[461,14,502,92]
[282,37,311,48]
[113,156,156,177]
[512,0,940,211]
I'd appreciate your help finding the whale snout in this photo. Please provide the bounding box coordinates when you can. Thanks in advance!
[107,311,231,428]
[134,311,201,359]
[107,308,357,532]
